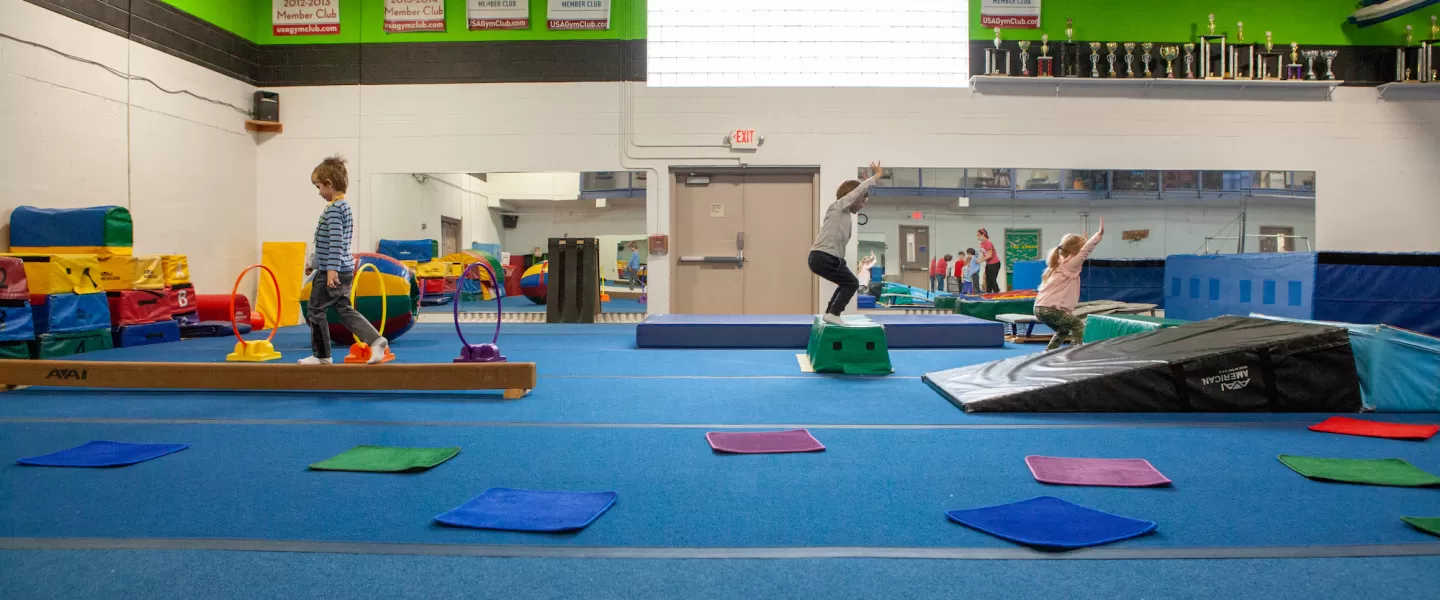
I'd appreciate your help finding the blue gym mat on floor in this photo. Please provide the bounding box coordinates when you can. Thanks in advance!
[636,314,1004,348]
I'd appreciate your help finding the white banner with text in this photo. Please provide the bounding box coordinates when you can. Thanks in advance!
[980,0,1040,29]
[468,0,530,30]
[272,0,340,36]
[548,0,610,30]
[385,0,446,33]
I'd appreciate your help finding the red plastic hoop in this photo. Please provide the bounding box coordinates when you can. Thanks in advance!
[231,264,282,345]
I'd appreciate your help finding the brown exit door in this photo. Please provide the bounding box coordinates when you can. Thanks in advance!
[672,169,818,314]
[1259,226,1295,252]
[897,224,930,289]
[440,217,461,257]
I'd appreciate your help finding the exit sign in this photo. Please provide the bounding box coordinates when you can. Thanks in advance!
[730,129,759,150]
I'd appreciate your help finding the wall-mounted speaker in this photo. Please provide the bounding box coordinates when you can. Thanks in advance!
[502,215,519,229]
[253,91,280,122]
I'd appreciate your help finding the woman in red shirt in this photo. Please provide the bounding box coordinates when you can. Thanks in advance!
[977,229,1001,293]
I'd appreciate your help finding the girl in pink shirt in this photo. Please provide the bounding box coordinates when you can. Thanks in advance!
[1034,218,1104,350]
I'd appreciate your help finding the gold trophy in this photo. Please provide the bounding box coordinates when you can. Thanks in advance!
[1123,42,1136,77]
[1018,41,1032,76]
[1288,42,1302,80]
[1106,42,1119,77]
[1089,41,1102,77]
[1183,42,1196,78]
[1161,46,1179,78]
[1142,42,1154,77]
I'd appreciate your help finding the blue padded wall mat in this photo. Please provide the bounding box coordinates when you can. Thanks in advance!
[1165,253,1316,322]
[635,314,1004,349]
[1080,258,1166,307]
[1313,252,1440,336]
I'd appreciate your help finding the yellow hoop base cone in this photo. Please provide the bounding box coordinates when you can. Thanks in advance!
[344,342,395,364]
[227,340,282,362]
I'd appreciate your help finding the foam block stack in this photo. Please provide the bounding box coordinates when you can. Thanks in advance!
[1,254,112,358]
[0,257,36,359]
[162,254,198,326]
[98,254,181,348]
[416,260,455,306]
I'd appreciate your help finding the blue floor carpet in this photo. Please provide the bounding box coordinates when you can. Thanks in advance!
[3,550,1439,600]
[6,322,1440,599]
[4,423,1439,548]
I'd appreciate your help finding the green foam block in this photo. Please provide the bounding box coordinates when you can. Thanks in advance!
[1277,455,1440,487]
[309,445,461,473]
[1401,516,1440,537]
[805,315,892,375]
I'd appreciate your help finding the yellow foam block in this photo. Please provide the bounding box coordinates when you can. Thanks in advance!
[98,255,164,291]
[401,260,420,272]
[259,242,306,327]
[416,261,452,278]
[0,253,102,295]
[161,254,191,286]
[10,245,131,257]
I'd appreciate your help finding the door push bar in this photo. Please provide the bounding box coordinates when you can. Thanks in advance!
[678,232,744,268]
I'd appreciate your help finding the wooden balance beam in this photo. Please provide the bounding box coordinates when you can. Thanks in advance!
[0,360,536,399]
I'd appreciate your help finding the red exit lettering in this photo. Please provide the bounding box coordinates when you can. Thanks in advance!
[733,129,754,144]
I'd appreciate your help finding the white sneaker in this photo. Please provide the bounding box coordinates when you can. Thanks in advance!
[367,337,390,364]
[822,313,847,326]
[298,356,333,365]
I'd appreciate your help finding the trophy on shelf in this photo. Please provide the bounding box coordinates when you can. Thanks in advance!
[1302,49,1320,80]
[1089,41,1102,77]
[1424,15,1438,82]
[1230,21,1256,79]
[985,26,1013,76]
[1161,45,1179,78]
[1106,42,1119,77]
[1038,34,1055,77]
[1321,50,1339,81]
[1257,30,1285,80]
[1183,42,1197,78]
[1061,18,1081,77]
[1142,42,1154,77]
[1288,42,1303,80]
[1395,26,1416,82]
[1199,13,1228,79]
[1019,41,1032,76]
[1124,42,1137,77]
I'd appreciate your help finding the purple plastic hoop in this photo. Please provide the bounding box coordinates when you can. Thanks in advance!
[454,260,502,346]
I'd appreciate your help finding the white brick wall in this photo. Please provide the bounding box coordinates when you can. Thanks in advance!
[255,80,1440,314]
[0,0,257,296]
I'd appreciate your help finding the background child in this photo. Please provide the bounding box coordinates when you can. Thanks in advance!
[626,242,642,289]
[302,156,388,365]
[1034,218,1104,350]
[809,161,883,325]
[932,254,951,293]
[965,248,981,294]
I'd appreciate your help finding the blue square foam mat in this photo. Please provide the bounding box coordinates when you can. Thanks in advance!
[17,441,189,467]
[946,496,1157,549]
[435,488,618,532]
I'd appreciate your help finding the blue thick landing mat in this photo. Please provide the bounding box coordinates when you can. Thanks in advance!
[636,314,1004,349]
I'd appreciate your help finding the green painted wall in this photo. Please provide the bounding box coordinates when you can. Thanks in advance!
[161,0,259,41]
[253,0,645,45]
[970,0,1439,46]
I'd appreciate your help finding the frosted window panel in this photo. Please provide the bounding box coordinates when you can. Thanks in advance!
[649,1,968,87]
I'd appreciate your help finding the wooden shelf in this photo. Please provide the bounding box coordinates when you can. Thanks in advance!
[969,75,1343,100]
[245,119,283,133]
[1376,82,1440,100]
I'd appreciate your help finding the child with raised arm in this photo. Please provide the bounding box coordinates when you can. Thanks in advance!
[1034,218,1104,350]
[809,162,883,325]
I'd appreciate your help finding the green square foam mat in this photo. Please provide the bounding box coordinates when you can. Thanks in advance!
[1277,455,1440,487]
[309,445,460,473]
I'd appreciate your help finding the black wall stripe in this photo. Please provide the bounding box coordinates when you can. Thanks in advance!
[22,0,647,87]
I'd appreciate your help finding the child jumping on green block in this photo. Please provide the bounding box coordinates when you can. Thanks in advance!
[1034,218,1104,350]
[808,161,883,326]
[300,155,388,365]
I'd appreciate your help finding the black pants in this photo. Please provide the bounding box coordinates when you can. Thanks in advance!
[984,262,1002,293]
[307,271,381,359]
[808,250,858,316]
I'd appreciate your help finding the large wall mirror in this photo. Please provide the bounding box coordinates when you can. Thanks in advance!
[857,167,1315,292]
[368,171,649,315]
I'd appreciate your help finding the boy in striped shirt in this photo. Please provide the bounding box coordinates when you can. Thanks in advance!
[301,155,388,365]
